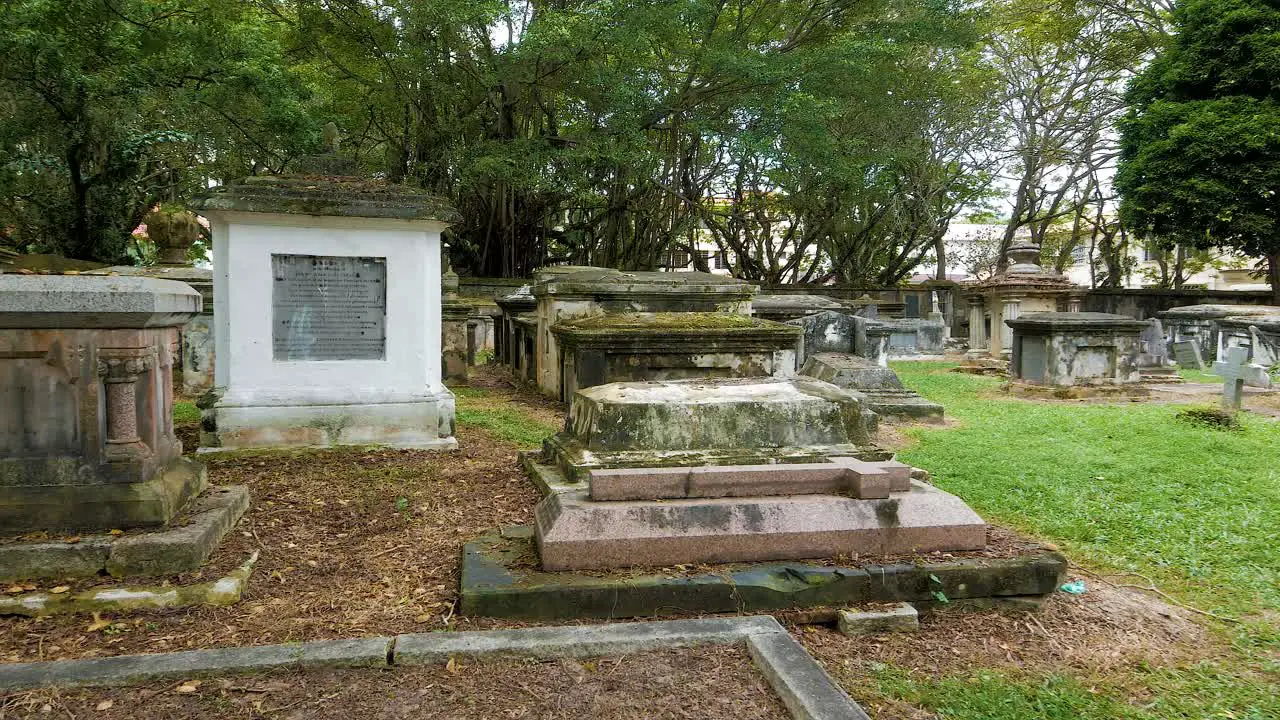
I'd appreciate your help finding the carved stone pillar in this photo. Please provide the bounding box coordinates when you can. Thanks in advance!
[968,296,987,352]
[98,349,153,463]
[1066,294,1084,313]
[1000,296,1023,355]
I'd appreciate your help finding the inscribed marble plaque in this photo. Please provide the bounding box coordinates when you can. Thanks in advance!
[272,254,386,361]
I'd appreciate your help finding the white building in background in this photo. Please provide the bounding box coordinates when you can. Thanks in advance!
[940,223,1263,290]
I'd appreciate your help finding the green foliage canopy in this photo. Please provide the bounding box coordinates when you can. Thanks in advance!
[1116,0,1280,298]
[0,0,316,262]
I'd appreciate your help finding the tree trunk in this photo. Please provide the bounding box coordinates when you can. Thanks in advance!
[1268,250,1280,305]
[935,235,947,280]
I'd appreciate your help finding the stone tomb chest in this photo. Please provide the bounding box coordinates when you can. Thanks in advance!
[0,275,204,531]
[1007,312,1148,387]
[549,312,800,401]
[532,376,984,571]
[532,268,757,398]
[1157,304,1280,363]
[191,166,460,451]
[543,377,880,482]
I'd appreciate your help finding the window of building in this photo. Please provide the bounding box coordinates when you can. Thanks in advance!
[667,250,691,268]
[714,251,729,269]
[695,250,710,267]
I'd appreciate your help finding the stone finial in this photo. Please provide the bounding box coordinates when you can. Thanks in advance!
[1005,240,1044,275]
[145,208,202,266]
[442,257,459,300]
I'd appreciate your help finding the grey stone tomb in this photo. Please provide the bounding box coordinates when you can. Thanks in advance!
[801,353,944,423]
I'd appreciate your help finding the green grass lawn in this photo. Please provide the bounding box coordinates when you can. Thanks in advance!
[876,361,1280,719]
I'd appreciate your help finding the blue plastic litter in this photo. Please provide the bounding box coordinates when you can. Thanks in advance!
[1060,579,1087,595]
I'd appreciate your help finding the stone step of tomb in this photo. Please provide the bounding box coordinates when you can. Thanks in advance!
[534,481,989,572]
[587,457,912,501]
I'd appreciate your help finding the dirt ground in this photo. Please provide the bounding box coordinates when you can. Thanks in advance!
[799,580,1214,717]
[1,423,542,662]
[0,646,788,720]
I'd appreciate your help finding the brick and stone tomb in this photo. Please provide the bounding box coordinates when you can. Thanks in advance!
[533,377,985,571]
[0,275,247,579]
[1007,312,1148,387]
[801,353,944,423]
[190,154,460,451]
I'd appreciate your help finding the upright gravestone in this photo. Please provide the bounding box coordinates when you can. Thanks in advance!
[191,150,461,451]
[1171,340,1205,370]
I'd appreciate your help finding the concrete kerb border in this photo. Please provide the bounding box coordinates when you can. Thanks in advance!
[0,616,868,720]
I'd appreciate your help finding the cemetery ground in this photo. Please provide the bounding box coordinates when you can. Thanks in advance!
[3,365,1279,719]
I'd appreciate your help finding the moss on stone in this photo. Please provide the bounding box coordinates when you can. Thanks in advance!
[557,312,796,335]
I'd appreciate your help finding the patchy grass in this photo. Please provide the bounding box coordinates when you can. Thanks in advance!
[891,361,1280,616]
[173,400,200,425]
[1178,367,1222,384]
[862,361,1280,720]
[452,385,560,449]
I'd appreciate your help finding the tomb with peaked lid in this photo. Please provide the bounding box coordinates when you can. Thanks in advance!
[1158,304,1280,363]
[801,353,944,423]
[0,274,248,580]
[190,133,460,451]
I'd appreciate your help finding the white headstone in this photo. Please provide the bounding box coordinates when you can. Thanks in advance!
[1214,346,1249,410]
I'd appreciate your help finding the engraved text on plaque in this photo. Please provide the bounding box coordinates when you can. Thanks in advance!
[272,254,387,361]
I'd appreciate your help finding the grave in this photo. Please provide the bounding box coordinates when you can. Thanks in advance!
[787,310,888,367]
[1171,340,1205,370]
[1214,314,1279,388]
[876,317,947,357]
[801,353,944,423]
[190,150,460,451]
[968,240,1086,357]
[532,377,982,571]
[542,377,881,482]
[0,274,246,579]
[531,268,757,399]
[463,375,1067,619]
[440,263,473,383]
[1006,312,1149,393]
[751,293,845,323]
[495,284,536,378]
[1158,304,1280,363]
[1216,346,1250,410]
[551,312,799,400]
[1136,318,1178,380]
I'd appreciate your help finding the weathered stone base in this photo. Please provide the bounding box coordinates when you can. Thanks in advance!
[0,484,249,580]
[859,390,945,422]
[0,457,208,533]
[1004,381,1152,401]
[0,551,257,617]
[460,527,1067,620]
[535,481,987,571]
[201,394,457,452]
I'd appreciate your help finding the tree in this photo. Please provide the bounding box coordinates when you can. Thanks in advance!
[987,0,1160,273]
[0,0,315,263]
[1117,0,1280,302]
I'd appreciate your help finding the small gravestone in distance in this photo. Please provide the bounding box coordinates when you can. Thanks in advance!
[1171,340,1205,370]
[1214,346,1249,410]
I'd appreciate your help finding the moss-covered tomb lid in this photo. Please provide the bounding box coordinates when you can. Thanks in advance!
[190,167,459,223]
